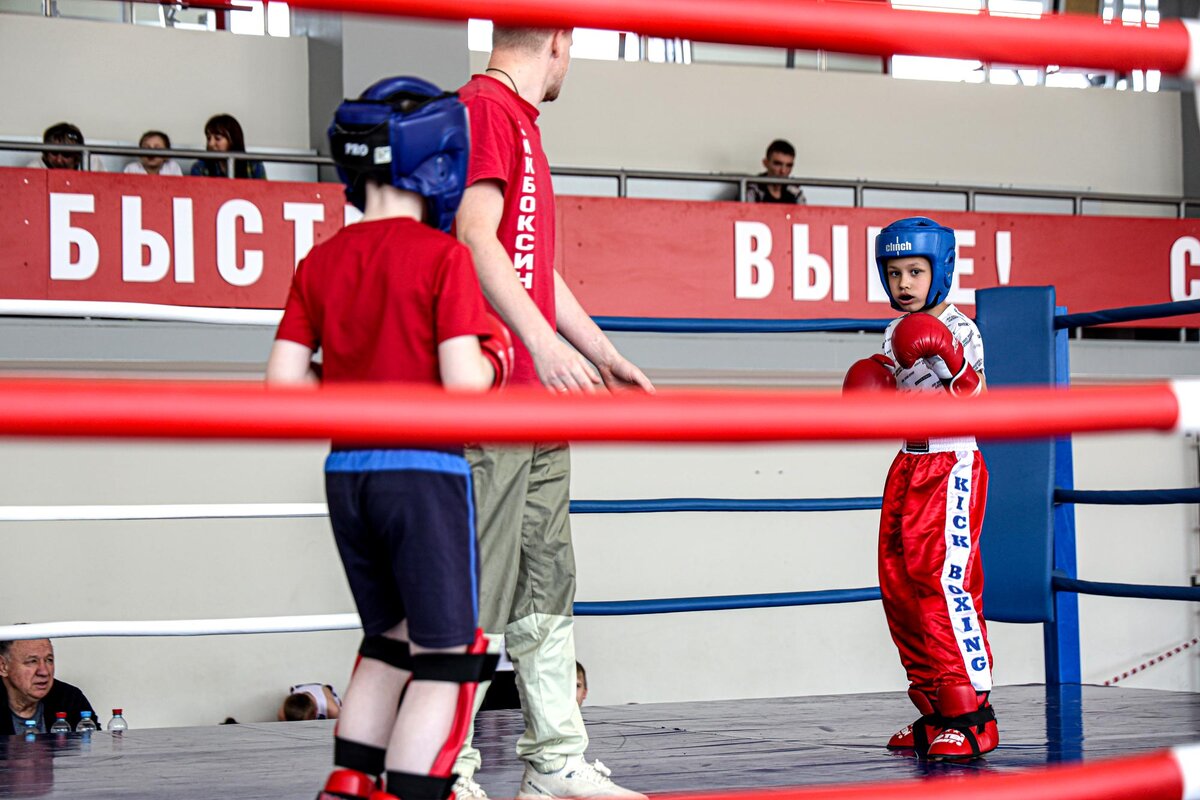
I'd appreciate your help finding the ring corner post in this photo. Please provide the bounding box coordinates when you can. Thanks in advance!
[1045,305,1082,687]
[974,287,1064,644]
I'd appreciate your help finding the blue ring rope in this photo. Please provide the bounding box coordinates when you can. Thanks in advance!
[594,316,892,334]
[594,304,1198,333]
[1055,488,1200,505]
[574,586,881,616]
[1054,299,1200,329]
[1052,575,1200,602]
[570,497,882,513]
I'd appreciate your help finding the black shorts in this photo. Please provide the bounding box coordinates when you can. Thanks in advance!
[324,449,478,648]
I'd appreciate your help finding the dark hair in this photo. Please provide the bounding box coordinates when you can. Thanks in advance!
[41,123,84,169]
[204,114,246,153]
[0,640,11,659]
[576,661,587,686]
[44,122,84,145]
[766,139,795,159]
[139,129,171,149]
[201,114,260,179]
[282,692,318,721]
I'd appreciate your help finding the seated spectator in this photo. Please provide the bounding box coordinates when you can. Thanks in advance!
[124,130,182,176]
[190,113,266,180]
[277,682,341,721]
[26,122,104,172]
[576,661,588,707]
[746,139,805,205]
[0,638,94,734]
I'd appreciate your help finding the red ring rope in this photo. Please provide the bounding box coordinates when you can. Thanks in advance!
[657,745,1196,799]
[285,0,1193,75]
[0,378,1180,443]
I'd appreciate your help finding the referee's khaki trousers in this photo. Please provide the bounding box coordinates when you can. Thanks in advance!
[454,443,588,775]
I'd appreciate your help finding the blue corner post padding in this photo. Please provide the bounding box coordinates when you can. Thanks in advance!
[974,287,1057,623]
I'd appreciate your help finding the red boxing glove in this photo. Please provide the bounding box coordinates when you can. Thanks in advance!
[892,313,981,397]
[479,313,514,390]
[842,354,897,393]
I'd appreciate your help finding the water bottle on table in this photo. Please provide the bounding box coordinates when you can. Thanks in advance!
[23,719,37,741]
[75,710,97,733]
[50,712,71,734]
[108,709,127,734]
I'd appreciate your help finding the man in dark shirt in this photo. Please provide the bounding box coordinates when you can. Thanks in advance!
[0,638,94,734]
[746,139,806,204]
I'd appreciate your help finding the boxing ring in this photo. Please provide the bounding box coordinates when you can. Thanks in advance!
[0,289,1198,799]
[4,0,1200,797]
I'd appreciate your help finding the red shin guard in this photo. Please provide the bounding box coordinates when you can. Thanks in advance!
[426,629,494,776]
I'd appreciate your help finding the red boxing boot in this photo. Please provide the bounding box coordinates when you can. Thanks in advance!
[317,769,378,800]
[925,685,998,762]
[886,689,942,755]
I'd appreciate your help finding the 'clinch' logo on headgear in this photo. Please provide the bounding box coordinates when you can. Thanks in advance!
[884,238,912,254]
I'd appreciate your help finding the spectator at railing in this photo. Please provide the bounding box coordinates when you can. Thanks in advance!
[0,637,95,734]
[124,130,183,176]
[190,113,266,179]
[25,122,105,172]
[746,139,805,205]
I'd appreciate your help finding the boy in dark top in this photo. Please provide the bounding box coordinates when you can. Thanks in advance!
[267,76,510,800]
[746,139,806,204]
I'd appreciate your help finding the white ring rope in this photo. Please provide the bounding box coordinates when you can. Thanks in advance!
[1174,743,1200,800]
[0,615,361,640]
[1172,379,1200,434]
[0,502,328,522]
[0,300,282,326]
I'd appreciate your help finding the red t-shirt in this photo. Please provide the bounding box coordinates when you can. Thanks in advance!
[275,217,491,386]
[458,74,557,386]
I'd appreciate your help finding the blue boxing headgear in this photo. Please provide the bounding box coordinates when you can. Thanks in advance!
[329,76,468,231]
[874,217,956,312]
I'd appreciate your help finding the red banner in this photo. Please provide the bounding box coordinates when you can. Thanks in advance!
[557,198,1200,326]
[3,168,1199,326]
[0,169,345,310]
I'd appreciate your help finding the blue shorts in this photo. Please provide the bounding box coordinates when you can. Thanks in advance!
[324,449,478,648]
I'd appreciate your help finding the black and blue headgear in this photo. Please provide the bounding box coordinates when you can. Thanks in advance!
[329,76,468,231]
[874,216,956,312]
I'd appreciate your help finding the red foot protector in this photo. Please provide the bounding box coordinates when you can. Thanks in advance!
[318,769,377,800]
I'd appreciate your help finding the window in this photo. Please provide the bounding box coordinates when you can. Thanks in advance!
[228,0,290,36]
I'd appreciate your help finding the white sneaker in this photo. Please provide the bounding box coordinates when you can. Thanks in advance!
[516,756,647,800]
[454,774,490,800]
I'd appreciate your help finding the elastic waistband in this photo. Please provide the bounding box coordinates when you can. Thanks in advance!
[325,449,470,475]
[903,436,978,454]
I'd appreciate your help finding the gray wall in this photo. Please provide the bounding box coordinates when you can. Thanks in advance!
[3,405,1194,726]
[0,14,310,152]
[487,52,1184,196]
[0,14,1181,198]
[293,13,468,156]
